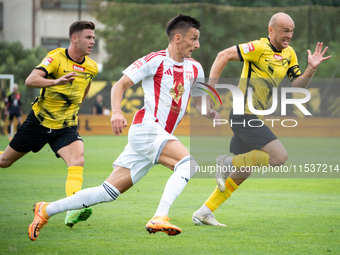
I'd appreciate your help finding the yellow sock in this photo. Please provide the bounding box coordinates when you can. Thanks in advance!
[65,166,83,197]
[0,151,3,155]
[232,150,269,168]
[204,178,239,212]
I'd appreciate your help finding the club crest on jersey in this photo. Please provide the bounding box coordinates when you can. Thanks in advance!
[43,57,53,67]
[73,65,85,72]
[186,71,193,80]
[170,82,185,104]
[242,43,255,54]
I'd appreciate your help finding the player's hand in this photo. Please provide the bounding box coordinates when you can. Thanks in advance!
[307,42,332,69]
[111,112,127,136]
[207,109,221,126]
[54,72,78,85]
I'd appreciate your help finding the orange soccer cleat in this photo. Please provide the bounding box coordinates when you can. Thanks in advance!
[145,215,182,236]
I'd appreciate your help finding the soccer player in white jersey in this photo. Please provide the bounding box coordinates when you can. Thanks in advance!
[28,14,220,240]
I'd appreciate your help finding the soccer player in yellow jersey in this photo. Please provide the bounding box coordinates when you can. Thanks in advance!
[0,21,98,227]
[192,12,332,226]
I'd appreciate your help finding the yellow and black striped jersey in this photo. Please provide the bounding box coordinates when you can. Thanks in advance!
[32,48,98,129]
[236,37,301,116]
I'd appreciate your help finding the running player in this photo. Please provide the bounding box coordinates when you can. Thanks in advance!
[27,14,219,241]
[0,21,98,228]
[192,12,331,226]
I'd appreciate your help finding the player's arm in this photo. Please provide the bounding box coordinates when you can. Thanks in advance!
[110,74,135,136]
[292,42,331,88]
[209,45,240,80]
[25,69,78,88]
[192,96,221,124]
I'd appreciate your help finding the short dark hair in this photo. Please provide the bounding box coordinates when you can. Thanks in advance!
[69,21,95,38]
[166,14,201,40]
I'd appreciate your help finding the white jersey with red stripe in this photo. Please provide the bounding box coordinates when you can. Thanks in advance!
[123,48,204,134]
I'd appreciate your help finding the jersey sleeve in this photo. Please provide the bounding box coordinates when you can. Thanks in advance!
[191,62,207,98]
[237,40,264,62]
[36,51,60,77]
[287,47,302,82]
[123,56,152,84]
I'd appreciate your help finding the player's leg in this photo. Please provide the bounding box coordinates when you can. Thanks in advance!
[54,131,92,228]
[0,145,27,168]
[154,140,191,215]
[219,138,287,187]
[28,165,131,241]
[194,113,287,226]
[1,110,49,168]
[47,165,132,215]
[57,139,85,197]
[145,139,197,236]
[29,141,150,241]
[7,113,14,139]
[192,134,250,226]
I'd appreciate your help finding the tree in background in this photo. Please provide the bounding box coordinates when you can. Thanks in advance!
[92,3,340,81]
[0,41,47,111]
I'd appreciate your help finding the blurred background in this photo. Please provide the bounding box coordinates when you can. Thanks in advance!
[0,0,339,136]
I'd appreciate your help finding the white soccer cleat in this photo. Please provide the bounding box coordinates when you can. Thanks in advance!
[215,155,232,192]
[192,211,227,227]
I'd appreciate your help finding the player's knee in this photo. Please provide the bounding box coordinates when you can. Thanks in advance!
[0,158,13,168]
[189,156,199,178]
[271,152,288,166]
[174,155,198,179]
[70,156,85,167]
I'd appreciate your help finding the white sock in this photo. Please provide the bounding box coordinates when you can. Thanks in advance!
[153,201,171,217]
[46,181,120,217]
[153,156,195,217]
[196,204,212,217]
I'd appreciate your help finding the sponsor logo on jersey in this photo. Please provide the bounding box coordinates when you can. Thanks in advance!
[43,57,53,67]
[73,65,85,72]
[242,43,255,54]
[173,67,184,73]
[131,60,143,71]
[273,54,283,60]
[169,82,185,104]
[166,102,182,114]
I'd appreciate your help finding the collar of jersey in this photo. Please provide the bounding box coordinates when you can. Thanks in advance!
[266,37,282,53]
[65,49,86,65]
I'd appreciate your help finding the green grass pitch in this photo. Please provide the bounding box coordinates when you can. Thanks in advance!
[0,135,339,254]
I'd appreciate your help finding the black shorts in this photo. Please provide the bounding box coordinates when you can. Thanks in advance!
[9,110,83,158]
[8,109,21,121]
[229,109,277,155]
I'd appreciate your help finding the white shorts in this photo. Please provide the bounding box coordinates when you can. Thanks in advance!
[113,121,178,184]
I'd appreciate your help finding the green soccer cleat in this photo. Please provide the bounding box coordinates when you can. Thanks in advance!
[65,207,93,228]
